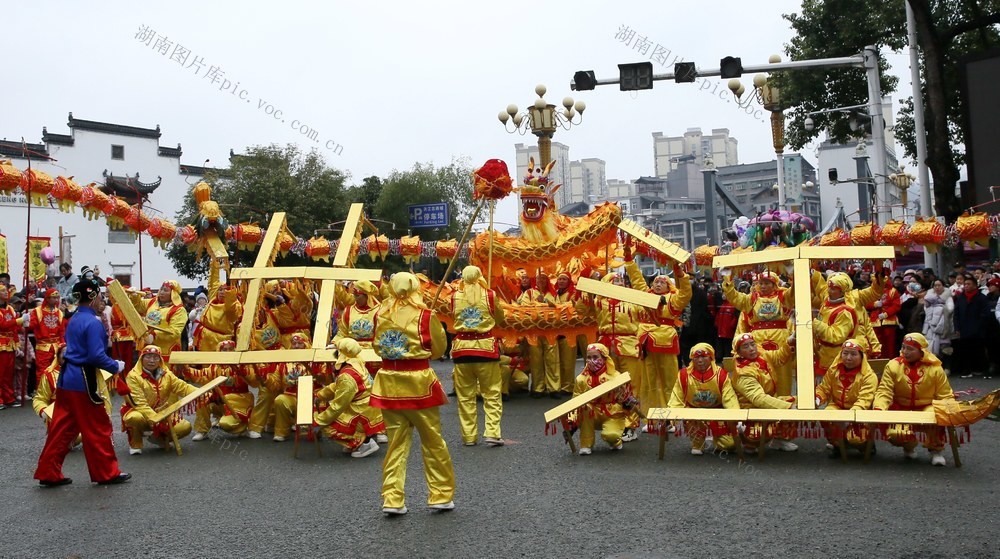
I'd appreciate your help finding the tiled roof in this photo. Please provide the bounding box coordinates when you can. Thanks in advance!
[67,112,161,139]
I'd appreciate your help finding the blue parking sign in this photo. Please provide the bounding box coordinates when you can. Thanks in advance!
[408,202,449,228]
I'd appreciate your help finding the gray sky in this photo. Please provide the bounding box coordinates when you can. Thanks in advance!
[5,1,912,229]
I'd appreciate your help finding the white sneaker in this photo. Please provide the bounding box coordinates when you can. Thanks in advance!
[768,439,799,452]
[429,501,455,511]
[247,430,262,439]
[930,451,946,466]
[351,440,379,458]
[382,506,408,515]
[463,440,478,447]
[272,435,286,442]
[129,448,142,456]
[578,447,592,456]
[903,448,917,460]
[668,424,676,433]
[375,433,389,444]
[691,448,704,455]
[825,443,835,450]
[483,437,504,447]
[192,432,207,442]
[621,428,638,443]
[610,442,623,451]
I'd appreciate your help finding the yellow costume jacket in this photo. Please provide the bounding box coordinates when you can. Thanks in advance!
[193,261,242,351]
[723,278,793,349]
[576,292,641,359]
[627,263,692,355]
[667,364,739,409]
[732,345,794,409]
[812,271,884,356]
[336,302,380,347]
[817,361,877,410]
[187,363,257,423]
[119,363,197,422]
[142,299,188,357]
[314,362,385,436]
[371,302,448,410]
[569,365,627,422]
[873,357,954,411]
[451,287,504,360]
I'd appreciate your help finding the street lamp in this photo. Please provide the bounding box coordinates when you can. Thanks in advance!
[499,84,586,166]
[889,166,916,221]
[728,55,789,209]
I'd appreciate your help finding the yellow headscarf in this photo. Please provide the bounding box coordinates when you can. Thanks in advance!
[689,342,715,361]
[828,338,874,374]
[389,272,426,311]
[461,265,489,306]
[352,280,380,304]
[900,332,942,367]
[335,337,367,374]
[826,272,853,300]
[161,280,182,306]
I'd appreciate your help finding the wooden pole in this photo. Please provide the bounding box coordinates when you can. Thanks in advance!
[487,200,495,288]
[431,198,486,309]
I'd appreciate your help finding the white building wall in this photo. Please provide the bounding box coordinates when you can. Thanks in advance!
[2,124,209,289]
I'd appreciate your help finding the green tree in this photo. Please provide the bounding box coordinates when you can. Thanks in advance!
[372,159,475,278]
[167,144,351,280]
[776,0,1000,222]
[347,175,383,216]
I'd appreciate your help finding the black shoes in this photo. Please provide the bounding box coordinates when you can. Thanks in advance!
[97,473,132,485]
[39,478,72,488]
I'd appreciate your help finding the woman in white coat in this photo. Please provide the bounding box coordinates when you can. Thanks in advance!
[922,279,954,357]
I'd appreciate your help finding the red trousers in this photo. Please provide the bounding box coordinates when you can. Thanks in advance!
[874,326,897,359]
[35,348,56,388]
[35,388,122,483]
[0,350,14,404]
[111,341,135,377]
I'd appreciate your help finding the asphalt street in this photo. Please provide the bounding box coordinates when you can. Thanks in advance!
[2,360,999,559]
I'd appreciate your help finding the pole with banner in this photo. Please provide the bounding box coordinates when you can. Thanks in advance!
[25,236,51,289]
[0,233,7,275]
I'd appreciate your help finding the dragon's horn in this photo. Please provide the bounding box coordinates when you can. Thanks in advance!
[542,160,556,178]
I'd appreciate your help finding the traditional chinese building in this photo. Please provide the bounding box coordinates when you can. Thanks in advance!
[0,113,226,288]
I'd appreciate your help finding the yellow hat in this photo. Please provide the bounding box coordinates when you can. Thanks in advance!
[689,342,715,360]
[826,272,853,297]
[161,280,182,306]
[335,337,362,367]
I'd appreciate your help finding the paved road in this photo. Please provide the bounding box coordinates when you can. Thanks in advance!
[2,361,998,559]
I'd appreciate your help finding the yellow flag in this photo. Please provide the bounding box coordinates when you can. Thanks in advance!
[0,234,7,275]
[26,236,50,282]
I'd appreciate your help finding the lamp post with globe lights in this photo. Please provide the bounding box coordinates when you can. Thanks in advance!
[498,84,586,167]
[727,55,790,209]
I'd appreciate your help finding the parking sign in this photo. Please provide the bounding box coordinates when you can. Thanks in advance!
[408,202,449,228]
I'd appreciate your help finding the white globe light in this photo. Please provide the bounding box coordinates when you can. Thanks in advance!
[769,54,782,63]
[513,115,524,126]
[506,104,518,116]
[574,100,586,113]
[498,111,510,124]
[562,97,574,109]
[535,84,547,97]
[534,98,547,110]
[727,79,741,93]
[752,74,767,88]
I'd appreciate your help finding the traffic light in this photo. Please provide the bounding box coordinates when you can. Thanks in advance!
[848,109,872,133]
[618,62,653,91]
[572,70,597,91]
[674,62,697,83]
[720,56,743,78]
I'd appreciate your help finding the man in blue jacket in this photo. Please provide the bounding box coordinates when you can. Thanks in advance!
[34,278,129,487]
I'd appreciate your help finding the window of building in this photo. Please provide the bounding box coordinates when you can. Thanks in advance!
[111,145,125,160]
[108,222,135,244]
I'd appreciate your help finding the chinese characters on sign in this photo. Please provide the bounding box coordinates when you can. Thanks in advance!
[133,24,345,156]
[613,25,766,124]
[408,203,449,229]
